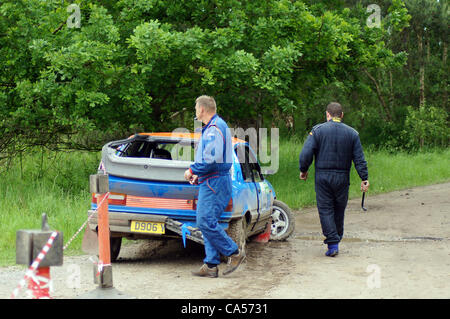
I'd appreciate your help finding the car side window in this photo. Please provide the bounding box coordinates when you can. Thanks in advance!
[248,150,264,183]
[235,144,264,182]
[235,145,251,182]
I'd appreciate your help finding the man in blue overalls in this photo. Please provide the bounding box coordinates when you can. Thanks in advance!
[299,102,369,257]
[184,95,245,277]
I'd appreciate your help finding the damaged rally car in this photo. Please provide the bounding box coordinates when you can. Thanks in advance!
[86,132,294,261]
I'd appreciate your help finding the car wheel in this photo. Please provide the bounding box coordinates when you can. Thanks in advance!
[270,200,295,241]
[110,237,122,262]
[226,217,247,252]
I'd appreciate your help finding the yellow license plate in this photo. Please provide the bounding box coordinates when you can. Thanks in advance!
[130,221,165,234]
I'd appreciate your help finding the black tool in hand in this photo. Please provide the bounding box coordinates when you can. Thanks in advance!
[361,192,367,212]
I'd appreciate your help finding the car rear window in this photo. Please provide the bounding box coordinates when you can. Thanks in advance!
[112,136,196,162]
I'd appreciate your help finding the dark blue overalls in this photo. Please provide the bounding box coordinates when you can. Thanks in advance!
[189,114,238,266]
[299,118,368,247]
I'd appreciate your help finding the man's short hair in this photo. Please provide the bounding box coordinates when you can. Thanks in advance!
[196,95,216,113]
[326,102,343,117]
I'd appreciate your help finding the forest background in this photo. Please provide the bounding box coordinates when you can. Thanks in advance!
[1,0,448,155]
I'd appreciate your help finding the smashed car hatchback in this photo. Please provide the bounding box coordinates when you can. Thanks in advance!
[85,132,294,261]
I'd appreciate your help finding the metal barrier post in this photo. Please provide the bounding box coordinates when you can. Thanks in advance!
[94,174,113,288]
[77,173,133,299]
[14,214,63,299]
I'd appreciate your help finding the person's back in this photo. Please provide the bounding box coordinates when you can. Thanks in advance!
[299,102,369,257]
[301,118,368,181]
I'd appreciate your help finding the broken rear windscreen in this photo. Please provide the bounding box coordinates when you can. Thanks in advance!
[109,134,197,162]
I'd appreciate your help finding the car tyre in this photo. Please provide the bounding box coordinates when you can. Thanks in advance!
[110,237,122,262]
[226,217,247,252]
[270,200,295,241]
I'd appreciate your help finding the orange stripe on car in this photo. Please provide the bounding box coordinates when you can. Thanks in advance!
[126,195,194,210]
[125,195,233,212]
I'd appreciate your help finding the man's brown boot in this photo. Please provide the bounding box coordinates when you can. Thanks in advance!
[191,264,219,278]
[223,249,246,276]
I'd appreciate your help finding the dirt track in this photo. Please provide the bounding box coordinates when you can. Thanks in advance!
[1,182,449,299]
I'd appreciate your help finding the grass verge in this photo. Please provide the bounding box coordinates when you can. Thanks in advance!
[0,150,100,266]
[266,138,450,210]
[1,142,449,266]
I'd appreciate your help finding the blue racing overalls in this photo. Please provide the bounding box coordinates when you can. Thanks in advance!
[189,114,238,265]
[299,118,368,245]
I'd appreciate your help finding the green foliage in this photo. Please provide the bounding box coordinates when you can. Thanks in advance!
[0,0,446,160]
[0,149,100,266]
[404,105,449,150]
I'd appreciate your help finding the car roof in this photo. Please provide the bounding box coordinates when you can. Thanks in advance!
[134,132,246,145]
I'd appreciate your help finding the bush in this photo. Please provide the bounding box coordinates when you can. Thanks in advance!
[403,105,449,150]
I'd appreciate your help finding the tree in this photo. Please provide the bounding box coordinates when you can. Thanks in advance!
[0,0,423,162]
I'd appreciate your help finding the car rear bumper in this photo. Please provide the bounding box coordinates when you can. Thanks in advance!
[86,210,230,245]
[87,210,168,235]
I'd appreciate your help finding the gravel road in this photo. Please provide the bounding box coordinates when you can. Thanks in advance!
[1,182,449,299]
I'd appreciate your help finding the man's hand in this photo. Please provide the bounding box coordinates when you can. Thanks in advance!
[184,169,193,181]
[184,169,198,185]
[361,180,369,192]
[190,175,199,185]
[299,171,308,181]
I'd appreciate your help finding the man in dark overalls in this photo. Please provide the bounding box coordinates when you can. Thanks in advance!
[299,102,369,257]
[184,95,245,277]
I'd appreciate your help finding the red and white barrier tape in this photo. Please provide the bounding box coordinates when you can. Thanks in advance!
[27,268,52,299]
[10,231,58,299]
[89,256,111,277]
[63,192,110,251]
[10,192,110,298]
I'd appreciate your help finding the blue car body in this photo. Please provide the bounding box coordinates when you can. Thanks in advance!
[88,134,277,243]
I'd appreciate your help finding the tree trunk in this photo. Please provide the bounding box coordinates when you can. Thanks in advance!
[443,41,448,111]
[389,71,395,118]
[362,68,391,121]
[417,31,426,107]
